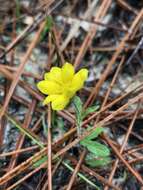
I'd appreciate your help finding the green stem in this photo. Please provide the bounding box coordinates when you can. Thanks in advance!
[6,114,44,149]
[63,160,100,190]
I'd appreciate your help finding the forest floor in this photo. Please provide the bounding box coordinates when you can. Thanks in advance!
[0,0,143,190]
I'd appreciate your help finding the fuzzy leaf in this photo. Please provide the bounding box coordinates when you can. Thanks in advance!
[85,127,104,141]
[73,96,83,115]
[82,105,99,119]
[81,140,110,157]
[85,153,110,167]
[73,96,83,128]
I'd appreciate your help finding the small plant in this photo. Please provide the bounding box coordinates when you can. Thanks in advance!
[36,63,109,178]
[73,96,110,167]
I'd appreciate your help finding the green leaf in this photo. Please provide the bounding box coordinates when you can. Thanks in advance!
[73,96,83,135]
[85,127,104,141]
[81,140,110,157]
[33,156,47,168]
[82,105,100,119]
[80,126,108,158]
[85,153,110,167]
[73,96,83,115]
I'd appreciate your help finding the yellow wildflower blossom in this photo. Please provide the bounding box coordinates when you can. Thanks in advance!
[37,62,88,110]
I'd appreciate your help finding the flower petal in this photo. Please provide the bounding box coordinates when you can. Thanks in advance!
[44,72,51,80]
[37,80,61,95]
[51,95,69,110]
[61,62,74,82]
[70,69,88,91]
[43,95,59,105]
[77,69,88,80]
[44,67,62,83]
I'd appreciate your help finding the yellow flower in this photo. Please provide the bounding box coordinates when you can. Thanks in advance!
[37,62,88,110]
